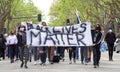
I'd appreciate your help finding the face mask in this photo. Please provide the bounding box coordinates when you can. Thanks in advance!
[18,32,22,35]
[11,33,14,35]
[20,28,24,31]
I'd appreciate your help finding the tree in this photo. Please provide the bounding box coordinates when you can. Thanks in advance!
[49,0,120,35]
[0,0,41,33]
[0,0,13,33]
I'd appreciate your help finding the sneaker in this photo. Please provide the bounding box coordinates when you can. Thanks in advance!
[40,63,43,65]
[24,65,28,69]
[15,58,19,61]
[20,62,24,68]
[94,65,97,68]
[81,61,84,64]
[84,62,87,65]
[34,61,37,65]
[11,60,14,63]
[50,62,54,64]
[96,64,99,67]
[37,61,40,64]
[73,59,76,63]
[62,58,65,62]
[69,61,72,64]
[42,63,46,66]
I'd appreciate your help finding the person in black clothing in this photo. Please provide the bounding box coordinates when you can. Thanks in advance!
[18,25,29,68]
[91,23,102,68]
[39,22,48,65]
[0,33,6,60]
[105,29,116,61]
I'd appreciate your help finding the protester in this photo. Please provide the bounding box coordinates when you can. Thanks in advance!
[39,21,48,65]
[105,29,116,61]
[18,25,29,68]
[0,33,6,61]
[91,23,102,68]
[7,30,18,63]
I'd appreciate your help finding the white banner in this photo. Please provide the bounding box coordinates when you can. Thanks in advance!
[26,22,92,46]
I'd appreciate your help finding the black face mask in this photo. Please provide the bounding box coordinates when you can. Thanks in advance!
[11,33,14,35]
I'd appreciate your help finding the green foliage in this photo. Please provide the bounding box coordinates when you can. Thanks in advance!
[4,0,41,32]
[49,0,120,31]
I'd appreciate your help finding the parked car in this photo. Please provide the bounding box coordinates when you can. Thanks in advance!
[114,38,120,53]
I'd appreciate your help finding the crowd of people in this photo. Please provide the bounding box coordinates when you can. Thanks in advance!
[0,21,117,69]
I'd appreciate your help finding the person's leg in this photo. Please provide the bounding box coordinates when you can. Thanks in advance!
[0,48,2,60]
[96,44,101,66]
[80,47,84,64]
[47,47,51,62]
[69,48,72,64]
[108,44,112,61]
[24,59,28,68]
[19,46,24,68]
[56,47,60,55]
[33,47,39,64]
[41,52,47,65]
[76,47,79,60]
[13,45,16,62]
[92,46,97,68]
[9,45,14,63]
[50,46,55,64]
[84,47,88,64]
[88,47,92,62]
[24,47,29,68]
[73,48,76,63]
[109,44,114,61]
[1,48,4,60]
[60,47,65,61]
[15,45,19,61]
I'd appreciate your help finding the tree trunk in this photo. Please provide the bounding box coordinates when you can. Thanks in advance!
[0,21,4,33]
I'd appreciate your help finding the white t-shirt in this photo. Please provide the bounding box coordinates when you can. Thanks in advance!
[7,35,18,45]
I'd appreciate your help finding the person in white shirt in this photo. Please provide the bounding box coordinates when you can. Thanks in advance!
[7,30,18,63]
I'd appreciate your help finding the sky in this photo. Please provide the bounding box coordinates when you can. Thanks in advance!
[32,0,53,22]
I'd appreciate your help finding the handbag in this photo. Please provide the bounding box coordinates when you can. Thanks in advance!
[100,42,107,52]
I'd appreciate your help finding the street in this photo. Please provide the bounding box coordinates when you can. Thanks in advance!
[0,51,120,72]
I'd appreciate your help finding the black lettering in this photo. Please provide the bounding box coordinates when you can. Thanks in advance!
[72,26,78,34]
[53,27,61,34]
[40,26,46,32]
[62,27,64,34]
[60,34,65,45]
[45,27,52,34]
[44,34,56,45]
[67,34,76,45]
[30,31,41,45]
[79,23,87,33]
[76,34,86,46]
[65,26,72,34]
[54,34,60,45]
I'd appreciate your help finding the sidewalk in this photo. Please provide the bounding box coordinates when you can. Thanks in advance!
[0,51,120,72]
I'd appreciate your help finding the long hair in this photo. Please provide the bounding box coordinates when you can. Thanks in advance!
[95,23,101,31]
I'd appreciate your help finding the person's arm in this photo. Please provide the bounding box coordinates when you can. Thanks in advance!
[14,35,18,44]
